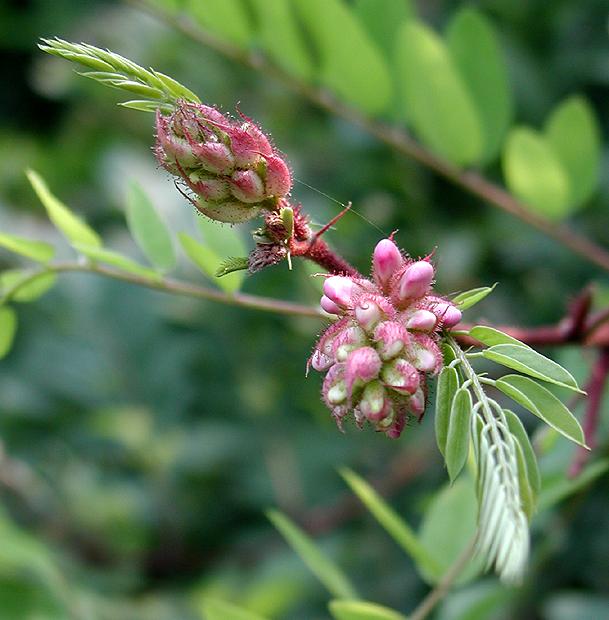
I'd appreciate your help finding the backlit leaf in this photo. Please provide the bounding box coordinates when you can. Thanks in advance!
[72,243,160,280]
[0,270,57,302]
[445,387,473,482]
[468,326,526,348]
[452,284,496,311]
[0,307,17,359]
[435,366,459,456]
[503,409,540,496]
[0,233,54,263]
[329,599,408,620]
[202,598,268,620]
[495,375,586,447]
[187,0,252,47]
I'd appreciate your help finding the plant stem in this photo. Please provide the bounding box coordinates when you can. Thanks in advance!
[409,537,477,620]
[1,262,323,319]
[131,0,609,275]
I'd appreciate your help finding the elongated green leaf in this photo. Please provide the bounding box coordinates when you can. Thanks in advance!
[178,233,243,293]
[495,375,586,447]
[203,598,268,620]
[72,243,160,280]
[395,21,483,165]
[250,0,313,80]
[0,233,54,263]
[418,478,481,585]
[329,599,408,620]
[452,285,496,311]
[126,181,176,272]
[197,217,247,260]
[0,270,57,302]
[435,366,459,456]
[267,510,358,599]
[483,344,581,392]
[187,0,252,47]
[503,128,570,219]
[545,96,601,208]
[503,409,540,496]
[446,8,513,162]
[0,307,17,359]
[339,469,439,576]
[445,387,473,482]
[512,438,535,519]
[292,0,392,114]
[26,169,101,248]
[468,326,526,348]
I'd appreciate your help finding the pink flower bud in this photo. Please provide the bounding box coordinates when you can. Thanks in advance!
[398,261,434,301]
[373,239,403,288]
[359,381,388,421]
[381,358,420,395]
[230,170,265,203]
[355,299,382,332]
[310,349,333,372]
[406,309,437,332]
[428,298,462,328]
[191,141,235,175]
[322,364,347,406]
[225,123,272,168]
[333,326,367,361]
[323,276,357,309]
[320,295,342,315]
[264,156,292,197]
[409,335,442,375]
[407,388,426,418]
[373,321,410,360]
[188,173,230,201]
[345,346,382,396]
[197,103,230,127]
[195,199,261,224]
[385,411,406,439]
[156,112,198,167]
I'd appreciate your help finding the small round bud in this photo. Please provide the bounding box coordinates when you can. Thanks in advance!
[359,381,387,421]
[406,309,437,332]
[323,276,357,309]
[195,199,261,224]
[373,321,410,360]
[381,358,420,395]
[398,261,434,301]
[320,295,342,315]
[230,170,265,203]
[264,155,292,197]
[355,299,382,332]
[373,239,403,288]
[192,141,235,175]
[345,346,382,396]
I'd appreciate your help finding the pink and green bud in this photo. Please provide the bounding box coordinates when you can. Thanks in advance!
[322,364,347,406]
[264,156,292,197]
[187,172,230,201]
[354,298,382,331]
[345,346,382,395]
[428,297,462,328]
[323,276,357,309]
[373,239,403,288]
[333,325,367,362]
[407,388,426,418]
[381,358,420,395]
[310,349,333,372]
[410,335,442,374]
[224,124,273,168]
[384,411,406,439]
[373,321,410,360]
[320,295,342,315]
[195,199,261,224]
[398,261,434,301]
[191,141,235,175]
[230,170,265,203]
[406,309,437,332]
[359,380,388,421]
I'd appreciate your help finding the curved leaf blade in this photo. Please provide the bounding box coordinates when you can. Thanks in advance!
[452,284,496,311]
[468,326,526,348]
[445,387,473,482]
[267,510,358,600]
[503,409,541,496]
[495,375,586,447]
[0,233,54,263]
[187,0,252,47]
[545,96,601,208]
[72,243,160,280]
[329,599,408,620]
[482,344,581,392]
[202,598,268,620]
[26,169,101,248]
[126,181,176,272]
[0,270,57,303]
[0,306,17,359]
[435,366,459,456]
[395,21,484,165]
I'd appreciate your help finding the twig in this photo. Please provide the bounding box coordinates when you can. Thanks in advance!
[130,0,609,275]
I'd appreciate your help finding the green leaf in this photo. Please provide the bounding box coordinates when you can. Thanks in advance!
[503,409,540,496]
[118,99,173,114]
[445,387,473,482]
[502,128,570,220]
[202,598,268,620]
[395,21,484,165]
[187,0,252,47]
[512,437,535,519]
[482,344,582,392]
[215,256,249,277]
[292,0,392,114]
[329,599,408,620]
[0,233,54,263]
[0,270,57,302]
[339,469,439,576]
[267,510,358,599]
[545,96,601,208]
[436,580,512,620]
[179,233,243,293]
[435,366,459,456]
[446,8,513,162]
[495,375,586,447]
[418,478,481,585]
[26,169,101,248]
[0,307,17,359]
[250,0,313,80]
[126,181,176,272]
[452,284,496,311]
[197,217,247,260]
[468,326,526,348]
[72,243,160,280]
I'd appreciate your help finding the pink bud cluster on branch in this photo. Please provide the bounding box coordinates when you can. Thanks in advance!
[309,238,462,438]
[155,101,292,223]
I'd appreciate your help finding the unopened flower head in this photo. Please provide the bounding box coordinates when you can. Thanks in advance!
[155,101,292,224]
[309,238,462,438]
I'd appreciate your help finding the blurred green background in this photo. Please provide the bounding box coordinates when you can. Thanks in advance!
[1,1,609,618]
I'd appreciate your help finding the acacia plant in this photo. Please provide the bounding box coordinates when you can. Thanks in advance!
[1,3,608,619]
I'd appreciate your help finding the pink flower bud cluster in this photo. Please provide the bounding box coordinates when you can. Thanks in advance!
[155,101,292,224]
[309,238,462,438]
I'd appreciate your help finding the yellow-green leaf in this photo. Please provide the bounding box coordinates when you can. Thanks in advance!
[329,599,408,620]
[504,409,540,496]
[435,366,459,456]
[267,510,358,599]
[445,387,473,482]
[26,169,101,248]
[187,0,252,47]
[395,21,484,165]
[545,96,601,208]
[502,128,570,220]
[452,284,496,311]
[0,307,17,359]
[468,326,526,348]
[0,270,57,302]
[202,598,268,620]
[0,233,54,263]
[72,243,159,280]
